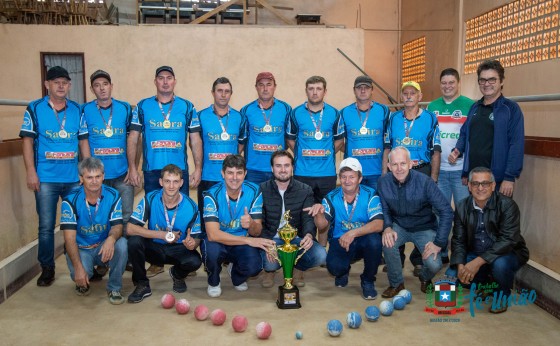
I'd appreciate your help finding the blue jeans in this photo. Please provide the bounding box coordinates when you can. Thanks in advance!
[35,181,79,268]
[104,174,134,234]
[245,169,273,185]
[65,237,128,291]
[383,224,442,286]
[261,237,326,272]
[445,252,521,298]
[201,239,262,286]
[327,233,382,284]
[361,175,380,190]
[144,170,189,195]
[438,170,469,205]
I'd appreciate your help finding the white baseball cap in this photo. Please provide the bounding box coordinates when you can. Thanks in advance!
[339,157,362,173]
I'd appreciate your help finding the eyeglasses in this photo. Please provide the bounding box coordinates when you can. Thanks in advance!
[469,181,493,188]
[478,77,498,85]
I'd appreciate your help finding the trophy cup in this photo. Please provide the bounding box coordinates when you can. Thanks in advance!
[268,211,307,309]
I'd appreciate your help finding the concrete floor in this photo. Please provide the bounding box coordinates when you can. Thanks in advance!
[1,255,559,345]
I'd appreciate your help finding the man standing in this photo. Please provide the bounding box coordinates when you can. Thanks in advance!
[20,66,83,286]
[377,147,453,297]
[240,72,292,184]
[259,150,326,288]
[197,77,246,221]
[450,59,524,197]
[60,157,127,304]
[384,81,442,274]
[449,167,529,313]
[306,158,384,300]
[202,155,275,298]
[79,70,134,234]
[427,68,474,205]
[128,66,202,195]
[286,75,345,245]
[340,76,390,188]
[127,164,202,303]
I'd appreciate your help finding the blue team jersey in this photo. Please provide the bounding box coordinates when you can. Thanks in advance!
[384,109,441,165]
[130,189,201,244]
[19,96,82,183]
[130,96,199,171]
[285,102,345,177]
[79,98,132,179]
[341,102,390,176]
[198,105,246,181]
[240,98,291,172]
[322,185,383,239]
[60,185,123,248]
[203,181,262,237]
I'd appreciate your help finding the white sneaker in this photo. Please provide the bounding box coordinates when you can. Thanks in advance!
[207,284,222,298]
[234,282,248,291]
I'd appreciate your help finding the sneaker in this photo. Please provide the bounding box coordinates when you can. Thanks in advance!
[489,304,508,314]
[413,265,423,277]
[207,284,222,298]
[107,290,125,305]
[37,267,55,287]
[127,284,152,303]
[361,281,378,300]
[75,284,91,296]
[381,283,405,298]
[234,282,248,291]
[335,274,349,288]
[90,267,106,282]
[169,267,187,293]
[146,264,164,278]
[293,269,305,287]
[261,271,276,288]
[420,280,433,294]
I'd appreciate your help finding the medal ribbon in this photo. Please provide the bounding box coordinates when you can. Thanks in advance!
[157,95,175,121]
[403,112,418,137]
[163,194,182,232]
[225,189,242,228]
[214,105,230,134]
[96,101,113,130]
[258,101,273,126]
[355,102,372,129]
[306,102,323,133]
[343,193,359,223]
[49,99,67,132]
[85,195,102,226]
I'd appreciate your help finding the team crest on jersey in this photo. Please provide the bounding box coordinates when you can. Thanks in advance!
[489,113,494,121]
[94,148,124,156]
[253,143,281,152]
[451,110,462,119]
[60,209,73,222]
[209,153,229,161]
[134,203,144,215]
[151,140,180,149]
[23,115,31,126]
[433,111,440,115]
[302,149,329,157]
[45,151,76,160]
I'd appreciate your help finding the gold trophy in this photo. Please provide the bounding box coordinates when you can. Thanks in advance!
[267,211,307,309]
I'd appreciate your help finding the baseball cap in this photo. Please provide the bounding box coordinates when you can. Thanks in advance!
[339,157,362,173]
[354,75,373,88]
[401,81,421,92]
[90,70,111,84]
[155,66,175,77]
[46,66,71,81]
[256,72,275,84]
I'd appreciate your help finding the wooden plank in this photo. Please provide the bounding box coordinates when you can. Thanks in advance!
[189,0,241,25]
[525,136,560,158]
[243,0,247,25]
[255,0,293,25]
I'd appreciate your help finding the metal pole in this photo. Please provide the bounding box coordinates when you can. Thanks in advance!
[337,48,399,105]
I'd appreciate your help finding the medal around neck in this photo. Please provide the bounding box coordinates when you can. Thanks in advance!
[402,137,411,145]
[267,210,306,309]
[359,126,368,135]
[104,128,113,137]
[165,229,175,243]
[314,131,323,140]
[59,129,68,139]
[221,132,230,141]
[163,120,171,129]
[263,124,272,133]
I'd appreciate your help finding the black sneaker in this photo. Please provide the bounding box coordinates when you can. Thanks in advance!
[90,266,106,282]
[37,267,55,287]
[169,267,187,293]
[75,284,91,296]
[127,284,152,303]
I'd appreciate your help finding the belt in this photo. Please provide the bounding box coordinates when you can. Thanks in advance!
[412,162,429,170]
[79,243,101,250]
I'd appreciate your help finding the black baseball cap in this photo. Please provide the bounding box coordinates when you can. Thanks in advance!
[155,66,175,77]
[90,70,111,84]
[46,66,71,81]
[354,75,373,88]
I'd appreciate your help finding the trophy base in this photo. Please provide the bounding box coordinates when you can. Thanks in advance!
[276,285,301,309]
